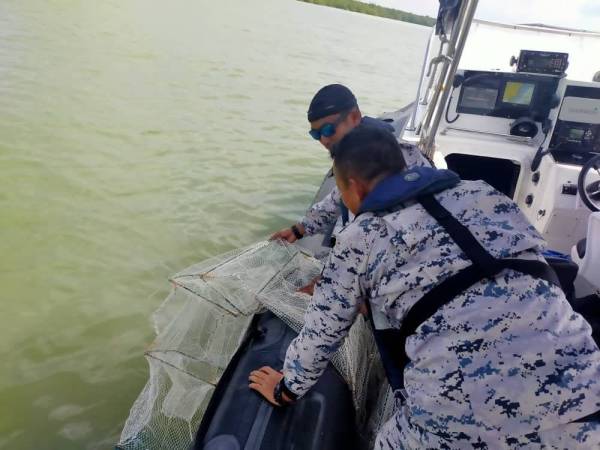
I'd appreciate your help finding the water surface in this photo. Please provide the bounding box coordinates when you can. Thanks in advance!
[0,1,429,448]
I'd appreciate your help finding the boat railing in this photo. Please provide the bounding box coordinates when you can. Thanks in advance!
[417,0,479,159]
[440,126,537,145]
[405,28,434,132]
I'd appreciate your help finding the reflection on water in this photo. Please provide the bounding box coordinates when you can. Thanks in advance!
[0,0,428,448]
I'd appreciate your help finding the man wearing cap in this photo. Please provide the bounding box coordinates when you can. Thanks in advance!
[271,83,428,245]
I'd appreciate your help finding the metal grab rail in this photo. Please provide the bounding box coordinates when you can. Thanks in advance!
[418,3,465,137]
[418,0,479,159]
[440,126,536,145]
[405,28,434,132]
[420,38,450,106]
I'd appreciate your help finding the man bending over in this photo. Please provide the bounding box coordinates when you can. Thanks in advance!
[252,125,600,449]
[271,84,428,244]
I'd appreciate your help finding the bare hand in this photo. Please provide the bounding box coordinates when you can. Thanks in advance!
[248,366,284,406]
[297,275,321,295]
[270,227,297,243]
[358,302,368,316]
[270,224,305,243]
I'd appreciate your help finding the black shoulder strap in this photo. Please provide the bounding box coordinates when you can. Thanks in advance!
[367,194,559,393]
[418,194,500,278]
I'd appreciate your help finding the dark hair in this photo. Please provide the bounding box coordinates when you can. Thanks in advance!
[332,125,406,183]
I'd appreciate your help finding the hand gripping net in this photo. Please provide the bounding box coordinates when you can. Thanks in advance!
[117,241,394,450]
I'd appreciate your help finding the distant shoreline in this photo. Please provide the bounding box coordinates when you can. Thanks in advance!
[298,0,436,27]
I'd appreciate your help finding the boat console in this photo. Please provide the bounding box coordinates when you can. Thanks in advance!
[437,68,564,205]
[548,84,600,165]
[415,46,600,253]
[446,69,600,164]
[455,70,560,124]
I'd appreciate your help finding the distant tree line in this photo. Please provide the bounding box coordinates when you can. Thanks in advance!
[298,0,436,27]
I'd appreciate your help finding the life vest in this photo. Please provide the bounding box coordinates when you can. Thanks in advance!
[358,167,600,423]
[358,167,559,393]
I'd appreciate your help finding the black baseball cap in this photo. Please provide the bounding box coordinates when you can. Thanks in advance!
[307,84,358,122]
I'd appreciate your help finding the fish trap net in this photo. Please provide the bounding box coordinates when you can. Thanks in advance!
[116,241,393,450]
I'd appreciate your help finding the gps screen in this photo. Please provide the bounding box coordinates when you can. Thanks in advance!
[568,128,585,142]
[460,86,498,111]
[502,81,535,105]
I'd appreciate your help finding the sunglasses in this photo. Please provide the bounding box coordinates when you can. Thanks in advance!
[309,111,349,140]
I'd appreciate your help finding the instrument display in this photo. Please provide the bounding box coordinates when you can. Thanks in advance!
[456,71,559,120]
[516,50,569,75]
[549,85,600,165]
[460,86,498,111]
[502,81,535,106]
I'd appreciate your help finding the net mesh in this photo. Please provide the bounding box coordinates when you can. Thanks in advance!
[117,241,393,450]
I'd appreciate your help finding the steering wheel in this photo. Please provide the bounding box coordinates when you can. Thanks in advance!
[578,154,600,212]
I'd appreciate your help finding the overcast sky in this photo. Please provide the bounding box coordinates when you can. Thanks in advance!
[372,0,600,31]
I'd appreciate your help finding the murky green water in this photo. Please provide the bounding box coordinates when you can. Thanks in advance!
[0,1,428,448]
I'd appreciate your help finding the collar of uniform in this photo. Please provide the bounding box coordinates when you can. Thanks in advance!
[357,167,460,215]
[360,116,395,133]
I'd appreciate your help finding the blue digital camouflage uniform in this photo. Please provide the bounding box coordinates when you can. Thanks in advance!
[300,141,430,236]
[284,179,600,449]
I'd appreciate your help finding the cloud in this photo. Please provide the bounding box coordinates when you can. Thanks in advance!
[475,0,600,31]
[580,2,600,16]
[373,0,600,32]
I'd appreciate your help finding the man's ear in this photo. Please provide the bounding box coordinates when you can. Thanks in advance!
[349,177,370,201]
[349,108,362,126]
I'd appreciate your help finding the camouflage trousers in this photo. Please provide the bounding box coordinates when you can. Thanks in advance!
[374,401,600,450]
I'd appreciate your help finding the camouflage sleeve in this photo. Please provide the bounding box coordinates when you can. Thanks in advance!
[281,224,370,397]
[399,141,432,169]
[299,187,341,236]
